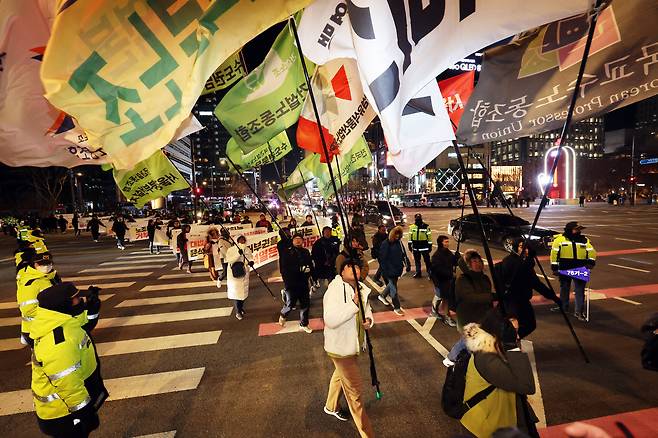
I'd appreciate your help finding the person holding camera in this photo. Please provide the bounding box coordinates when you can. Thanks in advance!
[279,232,315,333]
[30,282,108,438]
[225,235,253,320]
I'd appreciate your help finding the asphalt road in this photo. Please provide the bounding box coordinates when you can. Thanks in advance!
[0,203,656,437]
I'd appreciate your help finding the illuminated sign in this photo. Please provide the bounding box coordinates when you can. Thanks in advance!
[491,165,523,193]
[640,158,658,165]
[539,146,577,199]
[448,58,481,72]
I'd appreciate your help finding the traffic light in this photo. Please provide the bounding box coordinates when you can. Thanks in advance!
[194,187,202,196]
[629,176,637,184]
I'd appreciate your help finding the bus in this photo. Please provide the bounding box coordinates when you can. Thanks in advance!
[425,191,463,208]
[400,193,426,208]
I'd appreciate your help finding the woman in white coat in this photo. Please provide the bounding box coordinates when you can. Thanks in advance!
[225,235,253,320]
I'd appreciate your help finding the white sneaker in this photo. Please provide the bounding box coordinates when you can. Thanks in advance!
[278,315,286,326]
[299,324,313,334]
[378,295,391,306]
[393,308,404,316]
[442,358,455,367]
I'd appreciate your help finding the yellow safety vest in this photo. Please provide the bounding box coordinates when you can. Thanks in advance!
[550,234,596,270]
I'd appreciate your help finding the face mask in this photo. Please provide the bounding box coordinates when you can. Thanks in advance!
[36,264,53,274]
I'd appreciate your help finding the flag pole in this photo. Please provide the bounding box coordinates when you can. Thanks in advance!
[265,140,295,219]
[297,168,323,235]
[290,16,382,400]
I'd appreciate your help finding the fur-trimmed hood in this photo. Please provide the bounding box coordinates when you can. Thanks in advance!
[463,323,498,354]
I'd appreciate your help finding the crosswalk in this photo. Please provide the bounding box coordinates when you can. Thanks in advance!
[0,244,235,426]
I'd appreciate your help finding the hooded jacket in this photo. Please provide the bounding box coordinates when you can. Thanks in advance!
[461,323,537,438]
[430,247,459,286]
[455,258,493,332]
[16,266,60,337]
[311,236,340,280]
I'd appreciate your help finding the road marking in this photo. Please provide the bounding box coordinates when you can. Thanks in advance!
[532,283,658,305]
[407,319,449,358]
[95,331,221,356]
[101,259,169,266]
[612,296,642,305]
[95,307,232,328]
[159,272,210,279]
[134,431,177,438]
[539,407,658,438]
[0,256,13,263]
[0,368,205,416]
[140,281,217,291]
[608,263,650,273]
[267,276,283,283]
[78,281,136,289]
[82,264,165,272]
[117,255,173,260]
[522,339,546,429]
[585,234,601,237]
[615,237,643,243]
[618,257,654,266]
[65,272,152,281]
[116,292,228,307]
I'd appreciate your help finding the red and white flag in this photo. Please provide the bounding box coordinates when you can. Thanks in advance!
[438,71,475,132]
[296,58,375,162]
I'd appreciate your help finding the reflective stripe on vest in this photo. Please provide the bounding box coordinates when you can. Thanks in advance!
[21,316,35,322]
[48,361,82,381]
[69,397,91,413]
[79,334,90,349]
[32,391,60,403]
[87,313,99,320]
[19,299,39,308]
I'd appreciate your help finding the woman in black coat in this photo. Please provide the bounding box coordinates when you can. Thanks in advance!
[429,235,459,326]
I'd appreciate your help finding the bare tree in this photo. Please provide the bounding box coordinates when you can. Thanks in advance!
[30,167,68,213]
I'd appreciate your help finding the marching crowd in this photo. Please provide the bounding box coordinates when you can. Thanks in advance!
[10,208,658,438]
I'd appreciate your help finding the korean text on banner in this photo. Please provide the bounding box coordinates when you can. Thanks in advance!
[315,136,372,199]
[201,52,246,95]
[40,0,312,170]
[227,131,293,171]
[0,0,109,167]
[438,71,475,131]
[113,150,189,208]
[215,18,314,152]
[457,1,658,144]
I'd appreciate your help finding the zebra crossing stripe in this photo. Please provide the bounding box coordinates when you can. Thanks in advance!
[159,272,210,279]
[0,368,205,416]
[133,431,177,438]
[65,272,152,282]
[100,259,170,266]
[77,282,135,289]
[140,281,217,292]
[117,255,173,260]
[116,293,228,307]
[95,308,232,329]
[82,265,165,272]
[95,331,221,356]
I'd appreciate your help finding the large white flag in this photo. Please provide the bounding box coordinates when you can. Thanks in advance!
[296,58,375,161]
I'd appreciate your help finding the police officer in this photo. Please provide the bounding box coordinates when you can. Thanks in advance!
[18,225,48,254]
[550,222,597,321]
[408,213,432,278]
[31,282,107,437]
[16,250,61,347]
[331,215,343,241]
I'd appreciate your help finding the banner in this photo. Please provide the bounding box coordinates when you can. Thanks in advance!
[215,19,314,152]
[201,52,246,95]
[113,150,189,208]
[0,0,110,167]
[227,131,293,171]
[457,1,658,144]
[297,58,375,161]
[438,71,476,130]
[40,0,312,170]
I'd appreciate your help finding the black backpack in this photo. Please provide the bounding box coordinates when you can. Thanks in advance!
[231,260,246,278]
[441,349,495,419]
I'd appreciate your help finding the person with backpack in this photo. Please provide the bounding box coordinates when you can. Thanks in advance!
[225,235,253,320]
[370,225,388,287]
[377,225,411,316]
[278,233,315,333]
[430,235,459,327]
[447,309,538,438]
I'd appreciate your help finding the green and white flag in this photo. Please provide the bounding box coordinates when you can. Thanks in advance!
[215,19,314,152]
[113,150,189,207]
[227,131,292,172]
[280,153,316,196]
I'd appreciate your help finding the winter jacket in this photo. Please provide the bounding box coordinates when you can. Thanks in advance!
[111,221,127,237]
[16,266,60,338]
[455,258,493,332]
[550,232,597,270]
[370,231,388,260]
[225,244,252,300]
[323,276,374,358]
[461,323,537,438]
[176,231,188,251]
[350,224,369,250]
[498,253,557,303]
[255,219,273,232]
[409,221,432,251]
[31,302,107,425]
[378,235,408,278]
[430,247,458,286]
[280,245,314,290]
[335,249,369,281]
[312,236,341,280]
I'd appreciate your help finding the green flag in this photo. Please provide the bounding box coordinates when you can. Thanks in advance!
[215,19,314,152]
[280,153,317,196]
[227,130,292,172]
[113,150,189,208]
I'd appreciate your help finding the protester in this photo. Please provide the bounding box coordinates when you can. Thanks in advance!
[370,224,388,286]
[177,224,193,273]
[204,227,222,282]
[241,215,252,225]
[409,213,432,278]
[429,235,458,326]
[550,222,597,321]
[312,226,341,294]
[377,225,411,315]
[86,215,104,242]
[301,214,314,228]
[331,215,343,240]
[288,217,298,232]
[111,216,128,250]
[350,214,369,250]
[579,194,586,207]
[335,235,369,281]
[31,282,108,437]
[225,235,253,320]
[279,233,315,333]
[72,213,80,236]
[57,215,67,233]
[255,213,273,231]
[147,219,161,254]
[323,259,374,438]
[218,228,232,282]
[460,310,538,437]
[497,239,560,338]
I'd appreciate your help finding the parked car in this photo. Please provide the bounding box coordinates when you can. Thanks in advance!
[363,201,406,229]
[447,213,558,252]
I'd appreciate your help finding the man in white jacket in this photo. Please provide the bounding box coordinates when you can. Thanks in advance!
[323,259,375,438]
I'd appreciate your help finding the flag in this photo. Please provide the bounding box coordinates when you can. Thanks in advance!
[40,0,312,170]
[280,154,317,196]
[0,0,110,167]
[438,71,476,131]
[215,19,314,152]
[227,131,293,171]
[315,136,372,198]
[201,51,246,95]
[297,0,591,171]
[113,150,190,208]
[457,1,658,144]
[296,58,375,161]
